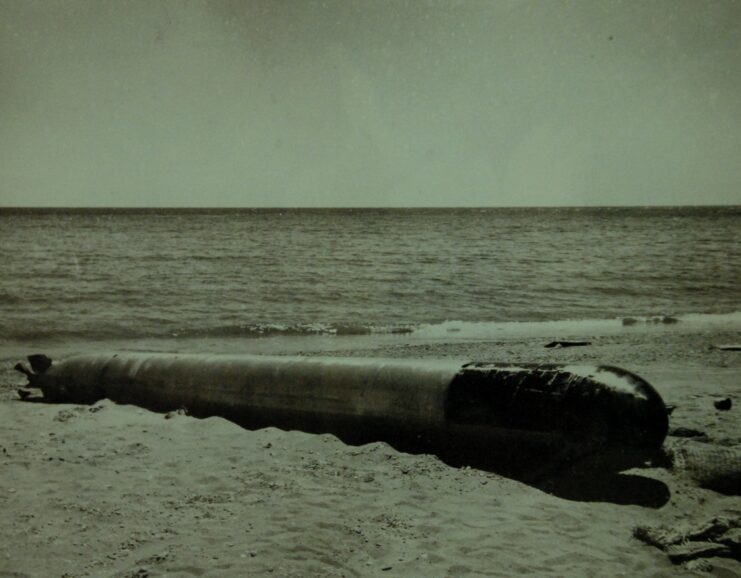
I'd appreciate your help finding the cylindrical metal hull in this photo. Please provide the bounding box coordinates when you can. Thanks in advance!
[18,353,669,472]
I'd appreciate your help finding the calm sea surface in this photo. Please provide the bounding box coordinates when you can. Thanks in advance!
[1,207,739,345]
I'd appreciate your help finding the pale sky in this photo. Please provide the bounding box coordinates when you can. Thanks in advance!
[1,0,740,207]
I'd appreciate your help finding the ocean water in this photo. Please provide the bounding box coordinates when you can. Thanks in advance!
[1,206,739,349]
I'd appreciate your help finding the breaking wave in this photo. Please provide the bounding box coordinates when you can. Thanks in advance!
[4,311,740,343]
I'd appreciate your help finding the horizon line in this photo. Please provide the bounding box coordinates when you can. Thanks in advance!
[1,203,740,211]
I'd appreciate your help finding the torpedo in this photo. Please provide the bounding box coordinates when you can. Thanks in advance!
[16,352,669,474]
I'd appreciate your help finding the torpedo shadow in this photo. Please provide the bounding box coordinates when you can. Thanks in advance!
[482,448,671,508]
[532,467,670,507]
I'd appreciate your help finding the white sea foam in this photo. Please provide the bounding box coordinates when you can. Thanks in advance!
[410,311,741,341]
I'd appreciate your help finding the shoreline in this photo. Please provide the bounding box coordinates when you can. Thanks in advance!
[1,328,739,577]
[2,319,740,367]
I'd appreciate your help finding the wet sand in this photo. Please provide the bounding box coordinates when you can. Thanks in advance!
[1,329,739,577]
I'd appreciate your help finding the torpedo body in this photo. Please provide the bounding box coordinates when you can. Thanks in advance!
[17,353,669,472]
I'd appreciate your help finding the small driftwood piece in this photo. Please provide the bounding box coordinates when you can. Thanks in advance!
[544,340,591,349]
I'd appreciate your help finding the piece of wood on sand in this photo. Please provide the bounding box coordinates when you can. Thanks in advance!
[711,344,741,351]
[544,340,592,348]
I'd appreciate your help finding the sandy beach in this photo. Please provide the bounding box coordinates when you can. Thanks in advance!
[1,329,739,577]
[3,0,740,574]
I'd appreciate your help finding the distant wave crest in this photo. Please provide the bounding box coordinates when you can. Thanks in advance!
[2,322,415,342]
[410,312,741,340]
[3,311,740,343]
